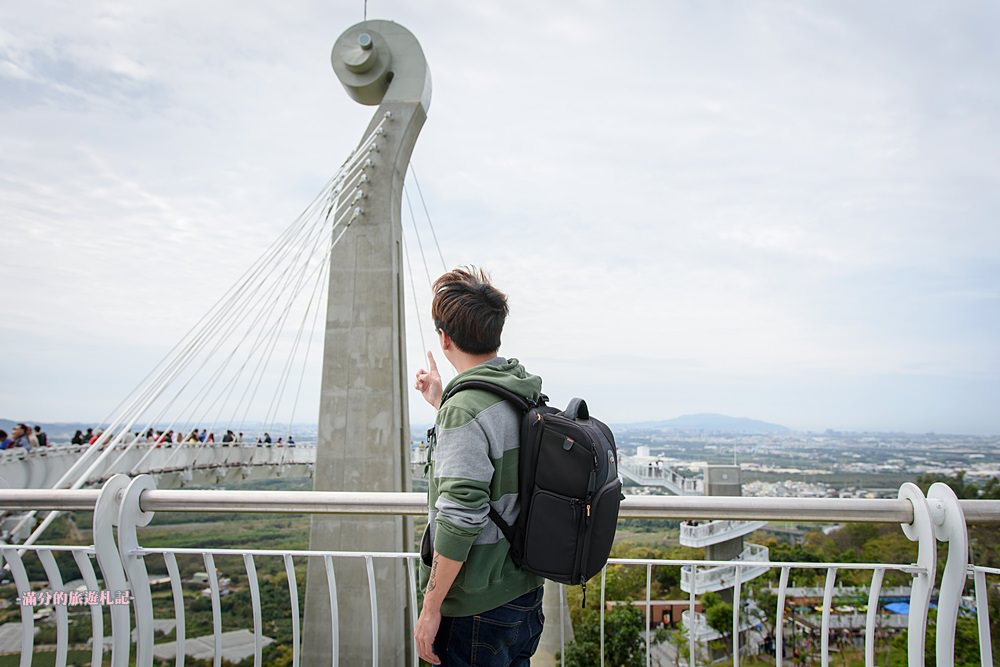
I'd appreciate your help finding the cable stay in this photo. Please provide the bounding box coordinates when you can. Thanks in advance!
[12,117,390,547]
[408,163,447,271]
[10,111,453,547]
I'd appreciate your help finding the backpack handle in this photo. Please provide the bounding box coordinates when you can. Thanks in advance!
[564,398,589,421]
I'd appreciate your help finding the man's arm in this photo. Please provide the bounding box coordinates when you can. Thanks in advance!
[414,550,463,665]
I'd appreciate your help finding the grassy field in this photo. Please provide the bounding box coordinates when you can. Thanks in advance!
[0,650,97,667]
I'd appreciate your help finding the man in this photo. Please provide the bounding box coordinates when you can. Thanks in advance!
[34,425,48,447]
[413,267,545,666]
[11,423,33,451]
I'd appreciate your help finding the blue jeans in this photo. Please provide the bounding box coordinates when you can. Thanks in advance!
[432,587,545,666]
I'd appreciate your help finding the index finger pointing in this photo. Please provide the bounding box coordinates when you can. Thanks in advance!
[427,350,438,372]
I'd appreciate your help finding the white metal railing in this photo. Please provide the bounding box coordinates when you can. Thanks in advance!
[680,605,768,642]
[681,607,724,642]
[0,477,997,667]
[680,543,771,594]
[679,519,769,547]
[769,584,913,598]
[619,458,704,495]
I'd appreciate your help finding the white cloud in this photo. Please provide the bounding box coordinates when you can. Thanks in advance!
[1,1,999,433]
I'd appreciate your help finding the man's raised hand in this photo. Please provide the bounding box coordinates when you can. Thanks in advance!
[414,351,443,409]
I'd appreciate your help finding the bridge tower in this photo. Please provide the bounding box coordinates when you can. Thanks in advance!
[302,20,431,666]
[679,465,770,654]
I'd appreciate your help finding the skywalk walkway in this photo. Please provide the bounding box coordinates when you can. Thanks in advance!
[0,442,315,490]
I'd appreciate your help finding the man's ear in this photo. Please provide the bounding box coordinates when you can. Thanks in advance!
[439,331,453,351]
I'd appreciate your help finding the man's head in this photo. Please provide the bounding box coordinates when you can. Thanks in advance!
[431,266,508,355]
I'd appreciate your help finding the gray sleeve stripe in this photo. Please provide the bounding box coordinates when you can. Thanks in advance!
[473,492,520,545]
[433,399,520,481]
[466,400,522,459]
[435,495,489,531]
[428,493,520,547]
[433,419,494,483]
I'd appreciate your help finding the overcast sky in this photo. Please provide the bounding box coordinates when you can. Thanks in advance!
[2,1,998,434]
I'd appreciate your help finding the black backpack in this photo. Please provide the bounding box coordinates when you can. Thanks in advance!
[437,381,622,599]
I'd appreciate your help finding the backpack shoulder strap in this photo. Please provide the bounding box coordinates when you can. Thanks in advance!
[441,379,535,412]
[440,379,538,553]
[487,506,516,545]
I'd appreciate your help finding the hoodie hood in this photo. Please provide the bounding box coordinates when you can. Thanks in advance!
[442,357,542,405]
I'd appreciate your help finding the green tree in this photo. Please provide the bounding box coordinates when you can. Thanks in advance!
[562,603,646,667]
[887,613,982,667]
[669,623,690,667]
[604,563,651,601]
[754,587,779,642]
[916,470,980,499]
[698,591,738,659]
[704,600,734,644]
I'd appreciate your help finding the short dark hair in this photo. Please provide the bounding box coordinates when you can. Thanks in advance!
[431,266,508,355]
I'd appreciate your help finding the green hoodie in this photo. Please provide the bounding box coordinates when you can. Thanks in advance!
[419,357,544,617]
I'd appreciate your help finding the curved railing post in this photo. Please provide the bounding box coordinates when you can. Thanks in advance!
[898,482,935,667]
[927,482,969,667]
[972,567,994,667]
[1,545,35,665]
[93,474,134,667]
[37,550,69,667]
[118,474,158,667]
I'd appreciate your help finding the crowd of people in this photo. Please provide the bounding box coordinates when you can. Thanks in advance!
[70,428,296,446]
[0,423,48,451]
[0,424,296,450]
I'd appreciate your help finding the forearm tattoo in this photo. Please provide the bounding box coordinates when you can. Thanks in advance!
[425,554,439,594]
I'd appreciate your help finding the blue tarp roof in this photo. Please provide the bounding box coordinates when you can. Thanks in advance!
[885,602,910,614]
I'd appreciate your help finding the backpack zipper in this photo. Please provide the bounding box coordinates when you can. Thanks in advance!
[586,450,598,517]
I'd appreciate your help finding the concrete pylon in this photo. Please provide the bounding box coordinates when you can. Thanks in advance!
[704,466,744,574]
[704,464,742,658]
[302,20,430,667]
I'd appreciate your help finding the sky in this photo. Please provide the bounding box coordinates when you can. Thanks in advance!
[1,1,998,435]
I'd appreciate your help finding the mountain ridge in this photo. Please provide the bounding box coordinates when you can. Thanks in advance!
[618,413,790,434]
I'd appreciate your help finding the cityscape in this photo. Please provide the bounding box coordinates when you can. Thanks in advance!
[610,420,999,499]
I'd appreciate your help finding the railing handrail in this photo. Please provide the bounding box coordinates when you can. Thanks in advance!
[2,489,999,522]
[2,477,996,667]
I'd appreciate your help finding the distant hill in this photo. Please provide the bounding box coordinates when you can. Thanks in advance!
[621,413,790,434]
